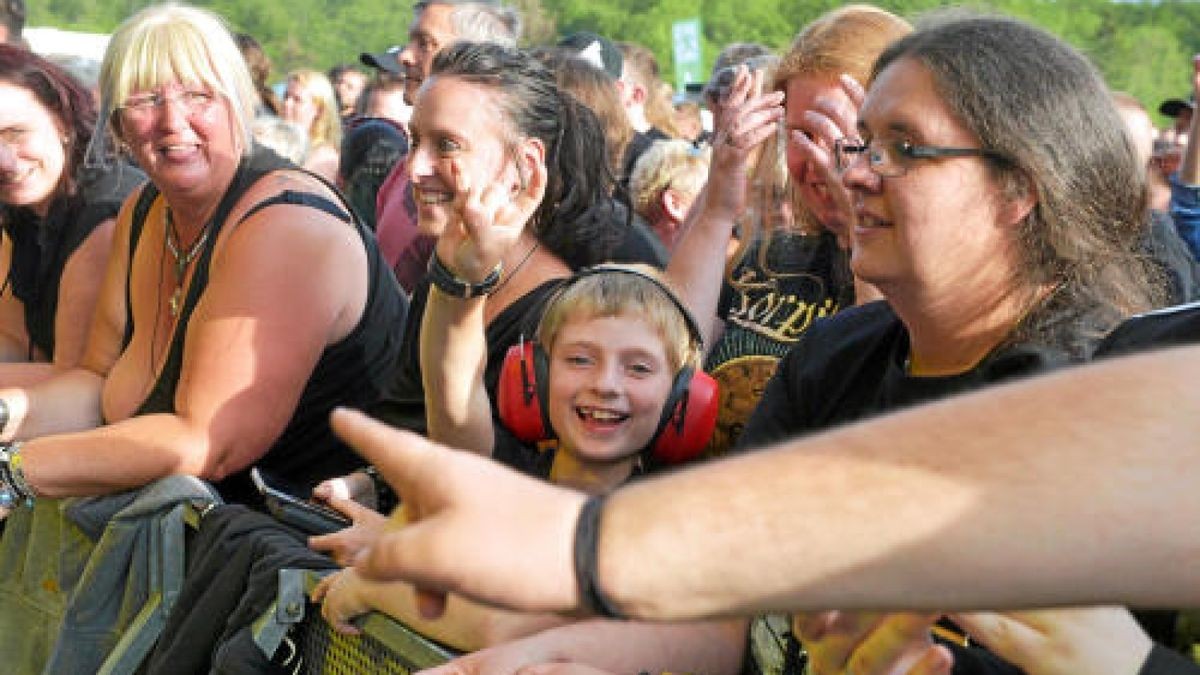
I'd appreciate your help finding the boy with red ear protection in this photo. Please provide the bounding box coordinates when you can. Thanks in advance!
[497,264,719,483]
[311,265,742,670]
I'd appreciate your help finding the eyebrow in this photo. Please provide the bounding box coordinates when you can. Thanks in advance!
[857,115,917,140]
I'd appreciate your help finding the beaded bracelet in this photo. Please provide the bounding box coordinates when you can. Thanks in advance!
[0,442,33,508]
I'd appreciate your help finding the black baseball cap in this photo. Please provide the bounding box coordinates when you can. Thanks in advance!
[558,31,623,79]
[360,46,404,76]
[1159,94,1195,118]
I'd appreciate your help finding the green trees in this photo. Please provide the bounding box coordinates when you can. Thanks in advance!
[27,0,1200,124]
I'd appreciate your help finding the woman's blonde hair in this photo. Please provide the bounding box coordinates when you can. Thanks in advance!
[773,4,912,92]
[537,265,702,373]
[628,139,711,223]
[287,68,342,152]
[99,2,258,154]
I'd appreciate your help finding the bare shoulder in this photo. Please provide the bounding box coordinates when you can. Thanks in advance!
[223,168,362,255]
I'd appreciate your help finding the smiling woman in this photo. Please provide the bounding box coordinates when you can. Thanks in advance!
[0,2,406,511]
[735,11,1172,675]
[0,45,144,383]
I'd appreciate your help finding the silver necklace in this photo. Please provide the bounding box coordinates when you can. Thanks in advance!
[164,207,211,317]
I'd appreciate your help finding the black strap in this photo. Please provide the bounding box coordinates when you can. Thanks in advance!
[236,190,352,226]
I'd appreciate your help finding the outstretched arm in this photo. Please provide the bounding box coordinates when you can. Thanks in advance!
[341,344,1200,618]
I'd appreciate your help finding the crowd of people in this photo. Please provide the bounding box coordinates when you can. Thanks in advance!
[2,0,1200,673]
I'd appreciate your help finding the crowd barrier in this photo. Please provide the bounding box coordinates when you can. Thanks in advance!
[0,477,453,674]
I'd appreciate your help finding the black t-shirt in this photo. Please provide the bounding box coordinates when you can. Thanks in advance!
[1096,301,1200,358]
[737,300,1077,452]
[2,162,145,359]
[704,229,852,456]
[371,276,561,476]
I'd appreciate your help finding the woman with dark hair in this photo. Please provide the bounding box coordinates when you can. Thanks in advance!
[0,44,144,383]
[738,12,1167,675]
[313,41,744,673]
[364,42,622,476]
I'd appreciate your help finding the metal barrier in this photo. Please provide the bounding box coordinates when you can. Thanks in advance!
[250,568,455,674]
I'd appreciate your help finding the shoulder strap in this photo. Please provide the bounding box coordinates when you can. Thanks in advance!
[122,183,161,350]
[236,190,352,226]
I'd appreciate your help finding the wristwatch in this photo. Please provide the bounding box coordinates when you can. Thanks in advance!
[429,253,502,299]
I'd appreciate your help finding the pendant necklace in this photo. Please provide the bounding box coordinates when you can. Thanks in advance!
[164,207,211,317]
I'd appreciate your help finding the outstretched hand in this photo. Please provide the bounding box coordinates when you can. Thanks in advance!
[330,408,587,619]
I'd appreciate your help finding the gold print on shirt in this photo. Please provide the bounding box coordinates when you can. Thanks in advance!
[725,267,840,343]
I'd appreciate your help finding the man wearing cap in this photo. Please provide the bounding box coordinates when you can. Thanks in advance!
[361,45,405,81]
[369,0,520,294]
[558,32,670,184]
[1160,93,1194,137]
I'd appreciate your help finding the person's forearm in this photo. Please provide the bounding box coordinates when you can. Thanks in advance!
[0,362,59,388]
[354,575,567,652]
[19,410,215,498]
[419,289,494,455]
[598,346,1200,619]
[499,618,747,675]
[0,367,105,441]
[664,188,735,350]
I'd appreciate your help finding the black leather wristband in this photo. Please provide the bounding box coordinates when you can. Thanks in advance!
[574,493,626,619]
[428,253,501,299]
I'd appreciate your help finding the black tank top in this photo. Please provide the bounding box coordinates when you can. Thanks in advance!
[123,148,407,504]
[2,162,145,359]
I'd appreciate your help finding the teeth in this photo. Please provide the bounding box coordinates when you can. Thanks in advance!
[579,407,627,422]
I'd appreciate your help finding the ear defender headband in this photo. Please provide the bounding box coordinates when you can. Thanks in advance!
[497,266,719,466]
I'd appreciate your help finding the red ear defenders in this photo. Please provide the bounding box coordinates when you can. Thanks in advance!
[497,267,719,466]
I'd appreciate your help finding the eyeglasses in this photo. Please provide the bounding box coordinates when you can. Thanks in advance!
[116,89,216,121]
[834,137,1008,178]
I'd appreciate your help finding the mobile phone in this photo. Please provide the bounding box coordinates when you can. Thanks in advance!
[251,467,352,535]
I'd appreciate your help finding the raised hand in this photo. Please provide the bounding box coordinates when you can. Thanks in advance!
[705,65,786,223]
[436,151,547,284]
[789,73,865,244]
